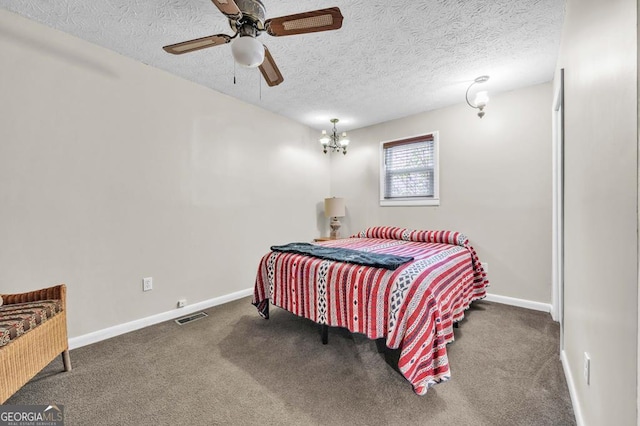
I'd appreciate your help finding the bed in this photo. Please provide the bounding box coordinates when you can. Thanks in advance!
[252,226,489,395]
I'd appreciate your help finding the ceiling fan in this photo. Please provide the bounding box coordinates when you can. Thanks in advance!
[163,0,344,87]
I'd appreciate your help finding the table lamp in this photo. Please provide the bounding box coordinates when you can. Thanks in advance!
[324,197,346,239]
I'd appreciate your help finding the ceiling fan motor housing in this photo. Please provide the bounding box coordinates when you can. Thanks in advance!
[230,0,266,33]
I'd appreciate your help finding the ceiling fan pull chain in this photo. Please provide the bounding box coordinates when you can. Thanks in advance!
[233,61,236,85]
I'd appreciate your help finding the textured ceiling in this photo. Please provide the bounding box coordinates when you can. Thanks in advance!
[0,0,564,131]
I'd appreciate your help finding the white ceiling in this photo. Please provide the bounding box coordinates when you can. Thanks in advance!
[0,0,564,131]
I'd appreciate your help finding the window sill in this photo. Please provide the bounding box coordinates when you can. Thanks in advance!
[380,198,440,207]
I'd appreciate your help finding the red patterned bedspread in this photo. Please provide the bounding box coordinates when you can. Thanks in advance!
[252,226,489,395]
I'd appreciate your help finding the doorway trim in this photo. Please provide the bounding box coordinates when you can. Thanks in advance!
[552,68,565,349]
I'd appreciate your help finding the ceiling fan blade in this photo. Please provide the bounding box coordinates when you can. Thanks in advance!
[163,34,232,55]
[265,7,343,37]
[259,47,284,87]
[210,0,242,19]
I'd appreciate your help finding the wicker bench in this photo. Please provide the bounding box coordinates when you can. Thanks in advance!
[0,284,71,403]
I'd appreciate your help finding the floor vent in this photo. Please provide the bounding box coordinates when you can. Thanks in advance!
[175,311,208,325]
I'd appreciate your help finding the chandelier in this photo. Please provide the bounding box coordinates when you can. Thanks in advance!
[319,118,349,155]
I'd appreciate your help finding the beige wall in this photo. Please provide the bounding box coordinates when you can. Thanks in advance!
[330,83,553,304]
[0,10,330,338]
[556,0,638,424]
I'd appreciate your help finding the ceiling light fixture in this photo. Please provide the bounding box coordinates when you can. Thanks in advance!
[231,35,265,68]
[466,75,490,118]
[319,118,349,155]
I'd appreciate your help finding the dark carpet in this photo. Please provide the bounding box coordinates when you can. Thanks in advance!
[6,298,576,425]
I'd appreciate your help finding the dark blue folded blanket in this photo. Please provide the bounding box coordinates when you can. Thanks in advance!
[270,242,414,270]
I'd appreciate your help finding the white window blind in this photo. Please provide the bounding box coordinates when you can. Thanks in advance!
[380,133,439,206]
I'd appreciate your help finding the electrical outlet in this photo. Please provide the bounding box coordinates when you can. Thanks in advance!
[583,352,590,385]
[481,262,489,273]
[177,299,186,308]
[143,277,153,292]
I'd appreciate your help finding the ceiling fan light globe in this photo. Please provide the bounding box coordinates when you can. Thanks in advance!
[231,36,265,68]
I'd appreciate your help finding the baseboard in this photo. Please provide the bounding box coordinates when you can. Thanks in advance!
[484,293,552,313]
[69,287,253,350]
[69,289,549,350]
[561,349,585,426]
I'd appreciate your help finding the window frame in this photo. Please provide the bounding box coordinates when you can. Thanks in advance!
[379,131,440,207]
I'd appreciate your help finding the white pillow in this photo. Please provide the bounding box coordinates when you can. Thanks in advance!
[0,296,3,306]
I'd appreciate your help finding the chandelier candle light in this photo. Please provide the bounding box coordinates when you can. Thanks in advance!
[465,75,490,118]
[319,119,350,155]
[324,197,346,239]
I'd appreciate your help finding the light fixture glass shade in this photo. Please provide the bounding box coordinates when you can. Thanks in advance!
[319,130,330,146]
[231,36,265,68]
[324,197,345,218]
[474,91,489,108]
[339,133,349,147]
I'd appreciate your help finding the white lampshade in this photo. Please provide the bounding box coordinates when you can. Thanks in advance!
[324,197,345,218]
[231,36,265,68]
[474,91,489,108]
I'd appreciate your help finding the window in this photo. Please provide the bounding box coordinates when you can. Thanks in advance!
[379,132,439,206]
